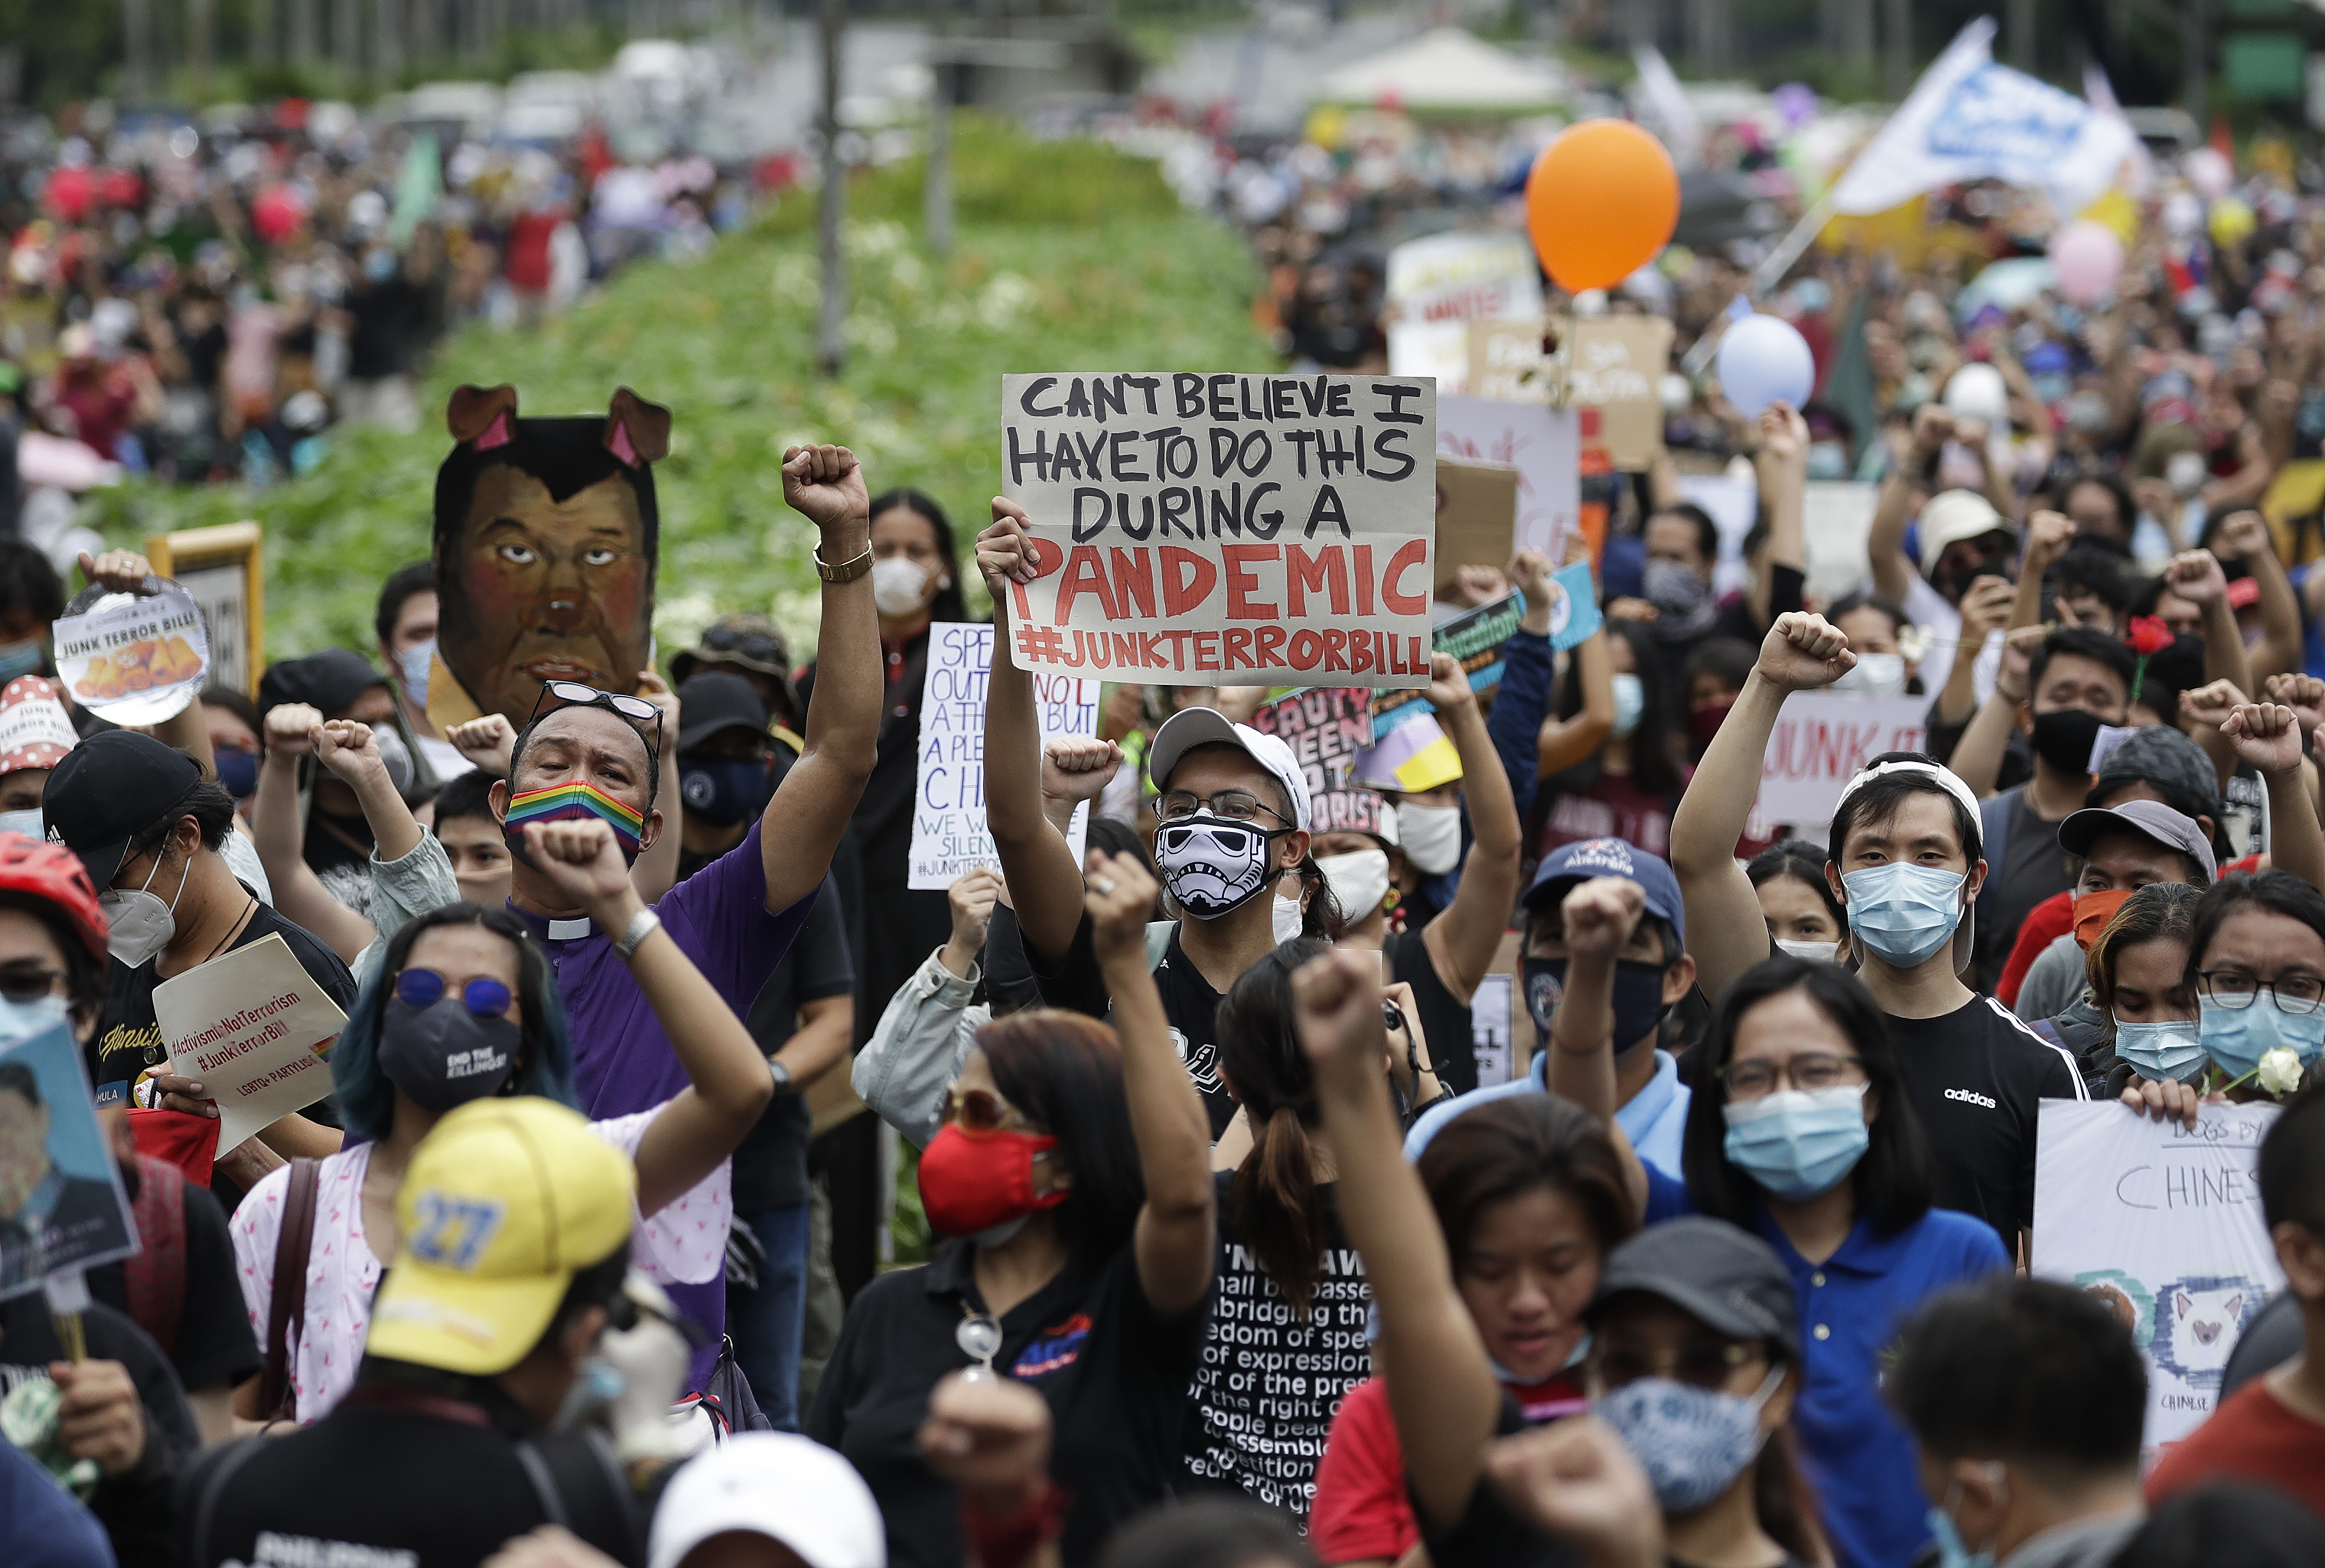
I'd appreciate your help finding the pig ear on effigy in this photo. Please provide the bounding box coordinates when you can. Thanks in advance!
[446,384,519,450]
[603,387,672,467]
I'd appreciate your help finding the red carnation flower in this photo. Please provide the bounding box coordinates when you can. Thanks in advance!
[2127,615,2176,656]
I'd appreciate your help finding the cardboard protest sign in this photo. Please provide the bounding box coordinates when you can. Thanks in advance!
[157,934,349,1153]
[1468,317,1673,471]
[0,1021,139,1301]
[52,581,210,725]
[1753,693,1929,825]
[1372,592,1526,740]
[1433,460,1520,592]
[1353,711,1462,794]
[909,622,1098,889]
[1000,374,1438,689]
[2033,1100,2284,1454]
[1249,688,1383,835]
[1387,233,1545,328]
[1439,395,1579,561]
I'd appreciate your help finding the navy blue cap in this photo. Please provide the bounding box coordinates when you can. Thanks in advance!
[1523,836,1685,944]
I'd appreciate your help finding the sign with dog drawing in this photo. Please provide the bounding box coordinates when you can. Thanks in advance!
[2033,1100,2285,1455]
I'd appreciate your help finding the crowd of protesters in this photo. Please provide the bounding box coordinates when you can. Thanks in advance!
[10,67,2325,1568]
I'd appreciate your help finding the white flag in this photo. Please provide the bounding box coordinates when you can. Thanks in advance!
[1829,19,2139,216]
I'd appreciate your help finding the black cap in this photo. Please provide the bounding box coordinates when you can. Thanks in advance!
[675,672,770,750]
[257,648,389,721]
[44,730,202,888]
[1587,1217,1800,1359]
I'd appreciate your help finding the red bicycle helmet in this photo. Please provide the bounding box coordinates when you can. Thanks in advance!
[0,830,108,959]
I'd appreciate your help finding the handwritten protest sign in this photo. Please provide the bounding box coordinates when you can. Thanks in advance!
[157,934,349,1153]
[1249,688,1383,835]
[1439,395,1579,561]
[1388,233,1546,326]
[1753,693,1929,825]
[0,1022,139,1300]
[1433,459,1520,590]
[1372,592,1525,740]
[52,581,211,725]
[910,622,1098,889]
[2034,1100,2284,1453]
[1001,374,1438,690]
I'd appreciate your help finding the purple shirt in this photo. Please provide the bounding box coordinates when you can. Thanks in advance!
[508,821,819,1378]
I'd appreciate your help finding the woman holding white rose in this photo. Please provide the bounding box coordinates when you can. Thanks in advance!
[2185,871,2325,1104]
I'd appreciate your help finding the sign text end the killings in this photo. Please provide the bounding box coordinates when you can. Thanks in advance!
[1000,373,1438,689]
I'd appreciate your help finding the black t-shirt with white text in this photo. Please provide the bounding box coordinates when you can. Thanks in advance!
[1182,1171,1371,1520]
[1886,995,2086,1247]
[91,899,358,1110]
[1027,914,1237,1138]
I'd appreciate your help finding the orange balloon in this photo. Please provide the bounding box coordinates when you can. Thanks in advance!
[1525,119,1681,294]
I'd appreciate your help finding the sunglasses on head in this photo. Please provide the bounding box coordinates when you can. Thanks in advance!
[394,967,515,1019]
[699,627,787,665]
[527,681,664,765]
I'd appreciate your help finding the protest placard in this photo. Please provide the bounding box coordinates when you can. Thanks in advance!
[1434,459,1520,589]
[1353,711,1463,794]
[1000,374,1439,690]
[2033,1100,2284,1453]
[1546,560,1602,652]
[910,622,1099,889]
[1387,233,1545,329]
[1464,317,1672,471]
[1249,688,1382,835]
[52,581,211,725]
[1372,592,1526,739]
[1753,693,1930,825]
[157,934,349,1153]
[1470,972,1515,1088]
[1802,480,1880,608]
[0,1021,139,1301]
[1439,395,1579,560]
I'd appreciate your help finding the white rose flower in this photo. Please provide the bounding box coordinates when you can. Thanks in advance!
[2257,1046,2305,1097]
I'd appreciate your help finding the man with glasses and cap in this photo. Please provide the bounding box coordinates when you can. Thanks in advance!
[480,442,879,1379]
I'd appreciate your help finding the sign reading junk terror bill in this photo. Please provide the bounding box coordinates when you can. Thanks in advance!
[1000,373,1438,689]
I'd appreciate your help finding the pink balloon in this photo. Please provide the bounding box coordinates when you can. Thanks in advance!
[2184,147,2233,202]
[2048,220,2124,307]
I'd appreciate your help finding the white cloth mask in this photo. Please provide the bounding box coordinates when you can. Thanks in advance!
[1397,803,1463,876]
[870,557,935,617]
[1319,848,1391,920]
[1272,887,1305,945]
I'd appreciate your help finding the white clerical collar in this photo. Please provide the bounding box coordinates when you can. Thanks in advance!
[547,917,594,941]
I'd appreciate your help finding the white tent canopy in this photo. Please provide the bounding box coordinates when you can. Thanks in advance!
[1315,27,1562,113]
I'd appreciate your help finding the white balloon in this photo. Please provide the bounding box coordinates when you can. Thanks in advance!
[1713,314,1814,420]
[1942,362,2010,425]
[2184,147,2233,201]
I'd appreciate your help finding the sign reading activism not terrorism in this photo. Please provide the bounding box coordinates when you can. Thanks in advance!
[1000,373,1438,689]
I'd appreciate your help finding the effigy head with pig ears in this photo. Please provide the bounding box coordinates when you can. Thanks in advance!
[427,384,670,728]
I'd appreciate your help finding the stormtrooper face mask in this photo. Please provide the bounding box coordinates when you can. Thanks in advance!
[1155,813,1288,920]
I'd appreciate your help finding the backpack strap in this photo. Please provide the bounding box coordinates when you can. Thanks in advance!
[512,1441,572,1529]
[1977,793,2013,904]
[122,1153,188,1357]
[1144,920,1174,972]
[259,1157,322,1421]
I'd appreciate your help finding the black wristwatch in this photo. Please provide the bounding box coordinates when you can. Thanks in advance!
[769,1059,797,1096]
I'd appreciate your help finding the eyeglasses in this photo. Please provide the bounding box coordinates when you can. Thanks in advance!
[395,968,515,1019]
[1717,1052,1867,1100]
[526,681,663,766]
[2199,971,2325,1015]
[1593,1340,1765,1393]
[942,1084,1038,1137]
[1151,790,1291,828]
[0,963,66,1006]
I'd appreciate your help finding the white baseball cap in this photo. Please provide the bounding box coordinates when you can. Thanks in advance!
[1147,707,1312,831]
[1915,490,2013,574]
[646,1432,885,1568]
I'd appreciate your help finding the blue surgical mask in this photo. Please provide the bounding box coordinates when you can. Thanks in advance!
[1722,1085,1870,1201]
[1840,863,1966,969]
[0,807,43,841]
[1927,1470,2007,1568]
[396,639,434,707]
[2199,994,2325,1082]
[2112,1018,2208,1083]
[1610,673,1645,739]
[0,639,45,683]
[1597,1368,1782,1514]
[0,991,68,1048]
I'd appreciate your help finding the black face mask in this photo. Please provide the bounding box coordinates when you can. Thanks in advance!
[1522,956,1674,1052]
[2031,707,2108,776]
[377,997,521,1112]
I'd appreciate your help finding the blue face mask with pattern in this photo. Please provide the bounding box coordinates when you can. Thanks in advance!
[1596,1366,1782,1514]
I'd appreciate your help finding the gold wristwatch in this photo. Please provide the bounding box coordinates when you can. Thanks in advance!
[814,539,875,582]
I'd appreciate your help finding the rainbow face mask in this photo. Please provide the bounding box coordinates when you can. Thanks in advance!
[503,781,646,865]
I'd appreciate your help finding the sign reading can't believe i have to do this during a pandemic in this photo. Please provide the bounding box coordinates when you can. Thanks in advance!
[1000,373,1438,689]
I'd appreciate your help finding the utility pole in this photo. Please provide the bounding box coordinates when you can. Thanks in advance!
[927,0,953,258]
[2184,0,2208,132]
[817,0,846,378]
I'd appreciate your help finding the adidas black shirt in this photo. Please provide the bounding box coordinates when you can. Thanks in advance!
[1886,995,2086,1249]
